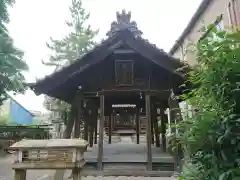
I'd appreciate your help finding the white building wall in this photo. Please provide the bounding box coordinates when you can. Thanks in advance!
[172,0,232,65]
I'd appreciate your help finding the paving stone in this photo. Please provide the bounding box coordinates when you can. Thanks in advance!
[80,176,177,180]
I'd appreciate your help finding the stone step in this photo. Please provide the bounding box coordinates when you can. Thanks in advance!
[61,170,177,179]
[35,169,177,180]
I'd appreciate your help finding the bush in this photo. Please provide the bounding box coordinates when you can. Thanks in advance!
[178,24,240,180]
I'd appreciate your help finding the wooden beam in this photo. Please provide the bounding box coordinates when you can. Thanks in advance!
[97,94,105,170]
[136,107,140,144]
[145,93,152,171]
[98,89,170,96]
[113,49,135,54]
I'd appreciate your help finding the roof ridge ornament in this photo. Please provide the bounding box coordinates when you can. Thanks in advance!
[106,9,142,37]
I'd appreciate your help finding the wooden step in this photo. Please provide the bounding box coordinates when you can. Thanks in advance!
[83,162,174,177]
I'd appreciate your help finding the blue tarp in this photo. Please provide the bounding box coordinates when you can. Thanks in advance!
[9,99,34,125]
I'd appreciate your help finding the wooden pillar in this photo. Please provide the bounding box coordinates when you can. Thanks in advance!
[151,122,154,144]
[112,110,116,133]
[111,113,114,130]
[108,114,112,144]
[94,111,98,144]
[151,104,155,145]
[153,106,160,147]
[97,94,104,170]
[112,113,115,130]
[89,114,94,147]
[160,106,167,152]
[163,114,168,152]
[83,123,88,141]
[14,169,26,180]
[74,96,82,138]
[145,92,152,171]
[83,107,89,141]
[88,101,96,147]
[113,111,117,130]
[136,107,140,144]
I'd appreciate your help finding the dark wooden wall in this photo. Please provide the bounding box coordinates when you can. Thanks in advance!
[53,46,181,103]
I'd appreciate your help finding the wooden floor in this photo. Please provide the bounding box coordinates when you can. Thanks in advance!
[84,143,173,163]
[83,143,175,176]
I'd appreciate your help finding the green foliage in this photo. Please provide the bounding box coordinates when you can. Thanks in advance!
[42,0,98,70]
[0,0,28,105]
[0,125,51,140]
[0,0,15,24]
[178,23,240,180]
[42,0,98,121]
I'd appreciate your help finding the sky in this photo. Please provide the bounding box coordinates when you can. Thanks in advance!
[7,0,202,112]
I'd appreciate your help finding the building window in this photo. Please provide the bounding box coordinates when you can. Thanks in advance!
[228,0,240,30]
[115,60,134,86]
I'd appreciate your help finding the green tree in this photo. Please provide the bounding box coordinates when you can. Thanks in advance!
[178,21,240,180]
[42,0,98,70]
[42,0,98,128]
[43,0,98,118]
[43,0,98,123]
[0,0,28,105]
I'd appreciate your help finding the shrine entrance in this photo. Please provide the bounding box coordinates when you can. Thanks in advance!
[112,104,136,131]
[30,10,187,176]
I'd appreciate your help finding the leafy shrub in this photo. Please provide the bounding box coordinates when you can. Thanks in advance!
[178,24,240,180]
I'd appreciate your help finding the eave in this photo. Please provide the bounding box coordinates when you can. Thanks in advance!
[30,29,188,101]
